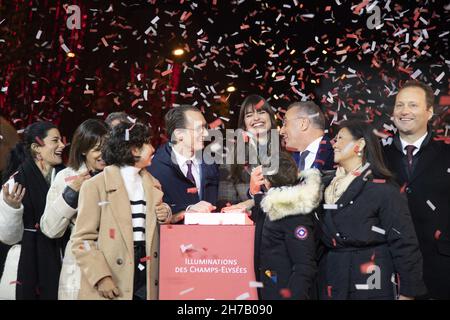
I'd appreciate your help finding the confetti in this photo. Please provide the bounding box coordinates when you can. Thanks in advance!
[83,240,91,251]
[98,201,110,206]
[279,288,292,298]
[64,175,78,183]
[109,228,115,239]
[249,281,263,288]
[323,204,338,210]
[235,292,250,300]
[179,287,194,295]
[426,200,436,211]
[187,187,198,194]
[371,226,386,235]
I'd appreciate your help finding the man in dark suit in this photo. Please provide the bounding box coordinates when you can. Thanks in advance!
[383,80,450,299]
[280,101,334,171]
[148,105,219,223]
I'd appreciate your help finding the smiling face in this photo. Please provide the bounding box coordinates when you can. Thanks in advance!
[85,141,106,172]
[332,127,360,165]
[177,110,208,154]
[35,128,65,166]
[243,106,272,138]
[280,107,304,150]
[393,86,433,141]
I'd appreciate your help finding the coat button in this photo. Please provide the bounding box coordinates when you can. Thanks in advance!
[153,252,158,258]
[405,187,412,194]
[154,280,159,286]
[116,258,123,265]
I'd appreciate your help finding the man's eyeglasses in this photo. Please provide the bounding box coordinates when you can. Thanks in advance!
[184,125,208,133]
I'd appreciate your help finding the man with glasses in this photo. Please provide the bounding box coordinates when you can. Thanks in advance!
[280,101,334,171]
[147,105,219,224]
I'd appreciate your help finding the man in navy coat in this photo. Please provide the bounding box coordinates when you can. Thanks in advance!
[148,105,219,223]
[383,80,450,299]
[280,101,334,171]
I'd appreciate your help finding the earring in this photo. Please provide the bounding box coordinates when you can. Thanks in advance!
[357,151,363,157]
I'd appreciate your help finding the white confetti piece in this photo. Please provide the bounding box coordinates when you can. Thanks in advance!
[180,244,193,253]
[410,69,422,79]
[138,263,145,271]
[371,226,386,235]
[435,72,445,83]
[323,204,338,210]
[83,240,91,251]
[151,16,160,24]
[98,201,110,206]
[36,30,42,39]
[249,281,264,288]
[179,287,194,295]
[60,43,71,53]
[426,200,436,211]
[235,292,250,300]
[125,129,130,141]
[355,284,369,290]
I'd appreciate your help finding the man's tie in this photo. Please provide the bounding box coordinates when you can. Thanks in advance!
[186,160,196,185]
[298,150,310,171]
[405,145,417,172]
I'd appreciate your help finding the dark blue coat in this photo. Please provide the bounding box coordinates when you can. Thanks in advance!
[292,135,335,170]
[147,143,219,217]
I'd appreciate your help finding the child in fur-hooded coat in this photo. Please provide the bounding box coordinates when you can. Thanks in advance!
[253,152,322,300]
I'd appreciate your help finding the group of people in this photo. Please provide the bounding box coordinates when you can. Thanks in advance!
[0,79,448,300]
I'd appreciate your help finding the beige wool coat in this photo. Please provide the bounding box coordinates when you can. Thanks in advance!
[71,165,163,300]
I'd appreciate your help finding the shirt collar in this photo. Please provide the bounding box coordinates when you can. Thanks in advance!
[304,136,323,155]
[171,145,199,167]
[399,131,428,153]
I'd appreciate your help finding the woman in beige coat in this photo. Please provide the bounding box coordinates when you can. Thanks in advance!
[71,122,171,300]
[40,119,108,299]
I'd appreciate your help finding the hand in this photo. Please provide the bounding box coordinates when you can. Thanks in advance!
[2,182,26,209]
[221,200,254,213]
[97,276,120,299]
[398,295,414,300]
[156,202,172,224]
[67,170,91,192]
[186,201,216,213]
[249,165,265,195]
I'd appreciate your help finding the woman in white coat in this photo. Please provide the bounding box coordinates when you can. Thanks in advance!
[40,119,108,299]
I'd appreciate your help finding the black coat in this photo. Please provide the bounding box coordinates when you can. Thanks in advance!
[316,169,427,300]
[147,143,219,218]
[14,158,68,300]
[383,132,450,299]
[292,135,335,171]
[253,169,321,300]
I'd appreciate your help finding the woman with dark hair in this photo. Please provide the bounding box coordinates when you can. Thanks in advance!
[254,152,321,299]
[316,120,426,300]
[40,119,108,299]
[0,121,66,300]
[71,122,171,300]
[218,94,279,211]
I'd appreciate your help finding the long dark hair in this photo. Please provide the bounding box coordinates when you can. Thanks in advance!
[230,95,278,183]
[68,119,108,171]
[2,121,57,183]
[338,120,393,181]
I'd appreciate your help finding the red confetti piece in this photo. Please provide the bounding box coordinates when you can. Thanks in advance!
[187,187,198,194]
[35,136,45,146]
[34,223,39,230]
[9,280,22,286]
[279,288,292,298]
[332,238,337,247]
[360,261,375,274]
[254,99,265,110]
[372,179,386,184]
[400,183,407,193]
[314,159,325,166]
[109,228,115,239]
[434,230,441,240]
[208,118,223,129]
[140,256,151,263]
[327,285,332,298]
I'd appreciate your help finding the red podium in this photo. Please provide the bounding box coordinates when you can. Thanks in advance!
[159,224,258,300]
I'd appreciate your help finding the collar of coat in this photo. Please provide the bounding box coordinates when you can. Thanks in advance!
[103,165,162,193]
[261,168,323,221]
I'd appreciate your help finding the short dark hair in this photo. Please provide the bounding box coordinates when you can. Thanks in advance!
[68,119,108,171]
[105,112,131,128]
[165,105,201,144]
[263,152,299,188]
[237,95,277,130]
[338,120,393,181]
[287,101,325,130]
[102,122,152,167]
[399,80,434,109]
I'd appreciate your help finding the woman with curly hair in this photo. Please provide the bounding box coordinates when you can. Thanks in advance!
[71,122,172,300]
